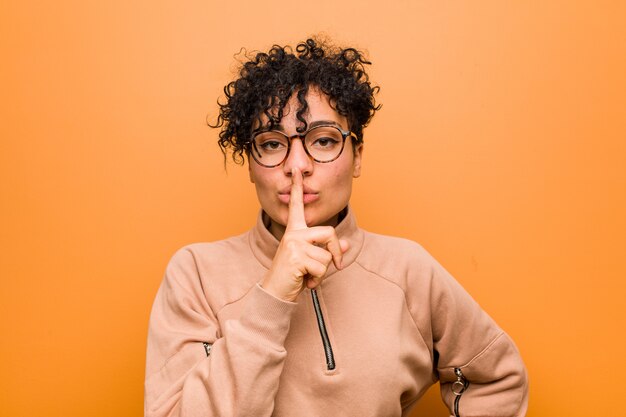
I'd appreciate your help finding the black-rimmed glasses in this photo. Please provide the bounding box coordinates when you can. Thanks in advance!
[249,125,356,168]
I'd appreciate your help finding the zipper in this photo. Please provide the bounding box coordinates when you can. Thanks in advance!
[203,342,212,357]
[310,289,336,370]
[452,367,469,417]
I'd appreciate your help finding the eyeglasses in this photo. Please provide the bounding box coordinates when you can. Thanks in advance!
[250,125,356,168]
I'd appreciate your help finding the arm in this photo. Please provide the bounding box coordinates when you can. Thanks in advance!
[427,258,529,417]
[144,247,297,417]
[145,169,346,416]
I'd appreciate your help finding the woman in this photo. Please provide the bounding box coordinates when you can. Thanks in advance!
[145,38,528,417]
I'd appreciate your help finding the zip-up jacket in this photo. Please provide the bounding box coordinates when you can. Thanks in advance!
[145,209,529,416]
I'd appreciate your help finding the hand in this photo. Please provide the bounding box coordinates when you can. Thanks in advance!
[261,168,349,302]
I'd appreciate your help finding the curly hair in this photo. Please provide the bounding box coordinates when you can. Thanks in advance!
[210,38,381,164]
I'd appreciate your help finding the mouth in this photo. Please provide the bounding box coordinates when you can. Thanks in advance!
[278,186,320,204]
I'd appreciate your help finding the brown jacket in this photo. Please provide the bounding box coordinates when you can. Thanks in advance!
[145,210,528,416]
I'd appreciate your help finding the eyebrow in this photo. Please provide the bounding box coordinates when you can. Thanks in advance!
[272,120,345,132]
[309,120,344,129]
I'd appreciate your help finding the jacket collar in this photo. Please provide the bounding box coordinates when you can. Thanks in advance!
[249,206,364,275]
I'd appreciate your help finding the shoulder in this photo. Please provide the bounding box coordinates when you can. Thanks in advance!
[163,231,260,307]
[170,231,251,266]
[361,231,429,257]
[357,230,440,286]
[357,229,483,317]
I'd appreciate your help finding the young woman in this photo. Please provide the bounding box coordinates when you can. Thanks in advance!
[145,38,528,417]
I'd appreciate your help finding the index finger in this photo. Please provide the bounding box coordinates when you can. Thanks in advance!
[286,167,307,231]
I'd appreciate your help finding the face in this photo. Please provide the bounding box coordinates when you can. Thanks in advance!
[248,88,363,238]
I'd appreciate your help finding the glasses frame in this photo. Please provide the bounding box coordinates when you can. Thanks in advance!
[249,124,356,168]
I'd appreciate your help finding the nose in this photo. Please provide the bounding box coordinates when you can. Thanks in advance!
[283,138,313,176]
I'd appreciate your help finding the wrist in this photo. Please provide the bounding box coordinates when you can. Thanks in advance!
[260,277,299,303]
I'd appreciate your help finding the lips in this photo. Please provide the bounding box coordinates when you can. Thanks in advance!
[278,185,320,204]
[279,184,318,194]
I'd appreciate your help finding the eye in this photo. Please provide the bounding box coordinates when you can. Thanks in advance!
[306,126,344,151]
[312,136,340,149]
[260,140,285,151]
[254,131,288,154]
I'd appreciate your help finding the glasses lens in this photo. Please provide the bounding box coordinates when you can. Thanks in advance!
[304,126,345,162]
[252,131,289,166]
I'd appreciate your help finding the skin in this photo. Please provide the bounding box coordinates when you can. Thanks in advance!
[248,88,363,302]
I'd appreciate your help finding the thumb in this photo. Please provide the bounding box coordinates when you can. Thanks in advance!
[339,239,350,254]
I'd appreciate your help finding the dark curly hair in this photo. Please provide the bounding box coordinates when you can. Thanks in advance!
[210,38,381,164]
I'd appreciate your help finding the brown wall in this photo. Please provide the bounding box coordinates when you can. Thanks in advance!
[1,1,625,415]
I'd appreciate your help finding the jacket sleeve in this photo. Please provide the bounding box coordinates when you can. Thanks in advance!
[144,247,296,417]
[426,256,529,417]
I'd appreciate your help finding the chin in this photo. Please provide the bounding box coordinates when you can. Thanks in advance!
[307,209,340,228]
[303,207,324,227]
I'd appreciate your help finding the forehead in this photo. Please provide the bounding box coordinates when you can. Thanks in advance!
[257,88,348,131]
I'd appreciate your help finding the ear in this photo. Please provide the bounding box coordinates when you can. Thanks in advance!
[352,143,364,178]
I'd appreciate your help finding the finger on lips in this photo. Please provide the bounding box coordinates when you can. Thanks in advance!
[285,168,345,279]
[287,167,307,231]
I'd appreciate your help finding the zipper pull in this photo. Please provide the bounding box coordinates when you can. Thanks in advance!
[452,367,469,417]
[452,367,468,395]
[203,342,212,357]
